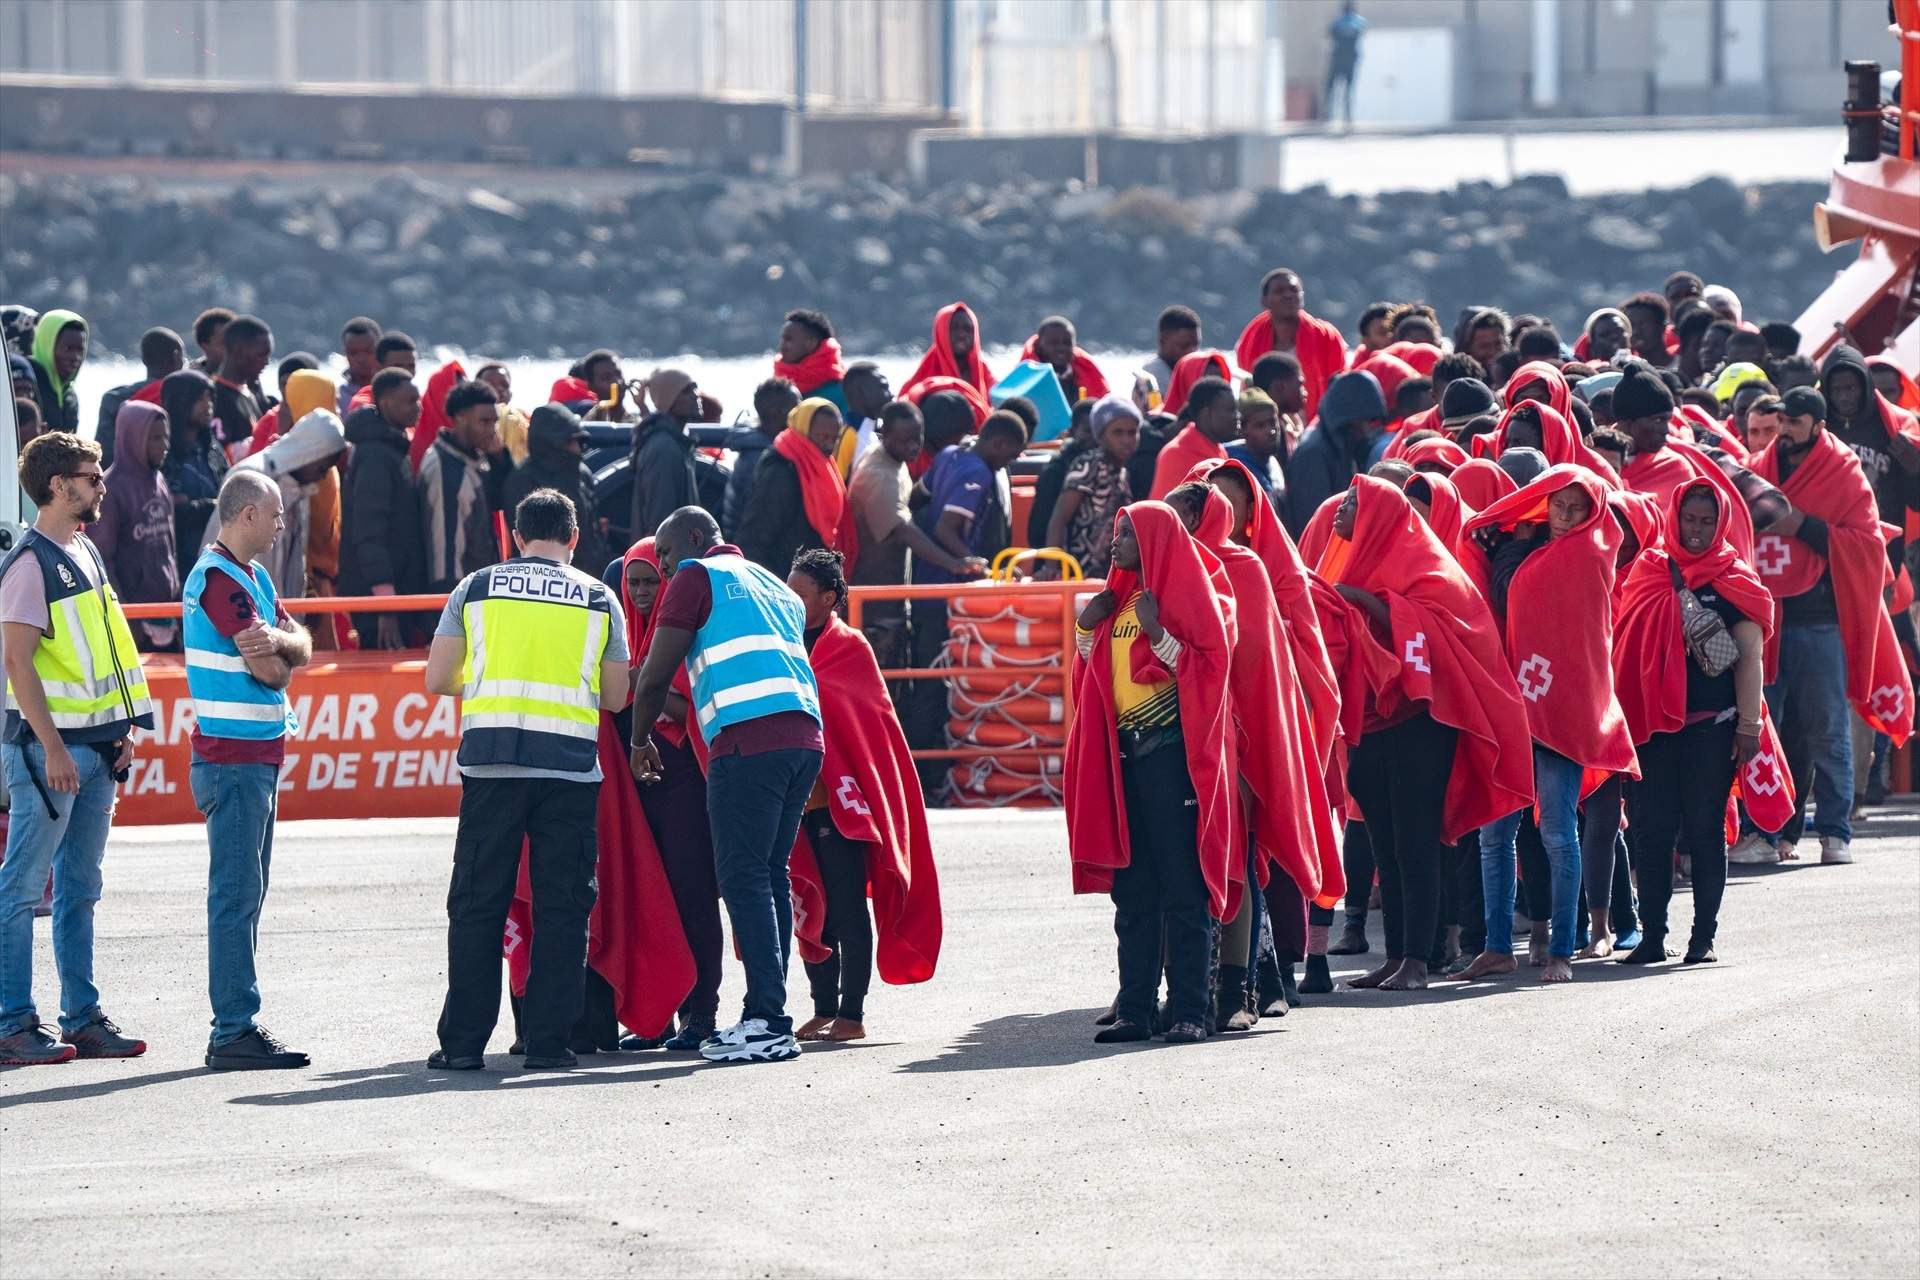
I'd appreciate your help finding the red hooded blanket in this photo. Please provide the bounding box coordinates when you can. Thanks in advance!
[1406,470,1466,550]
[788,615,942,983]
[902,302,996,399]
[1162,349,1235,419]
[1449,457,1518,513]
[504,715,696,1038]
[1458,465,1640,785]
[1064,502,1239,920]
[1751,429,1914,744]
[1150,423,1227,500]
[1316,476,1535,840]
[408,360,468,472]
[903,375,991,429]
[1192,486,1340,903]
[1232,309,1347,422]
[1611,480,1794,830]
[1487,400,1619,483]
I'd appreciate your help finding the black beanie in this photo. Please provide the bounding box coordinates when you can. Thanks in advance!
[1612,362,1674,421]
[1440,377,1496,426]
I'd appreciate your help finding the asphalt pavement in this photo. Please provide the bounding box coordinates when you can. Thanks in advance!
[2,807,1915,1278]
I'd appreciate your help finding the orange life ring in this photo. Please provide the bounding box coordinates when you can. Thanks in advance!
[948,591,1063,627]
[951,616,1062,650]
[948,718,1068,748]
[947,671,1064,698]
[947,692,1064,723]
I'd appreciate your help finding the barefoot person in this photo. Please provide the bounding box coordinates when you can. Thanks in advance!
[1315,477,1532,991]
[785,550,942,1042]
[1611,481,1776,965]
[1456,465,1640,983]
[1065,504,1235,1044]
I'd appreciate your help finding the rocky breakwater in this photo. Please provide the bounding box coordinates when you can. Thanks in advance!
[0,168,1832,359]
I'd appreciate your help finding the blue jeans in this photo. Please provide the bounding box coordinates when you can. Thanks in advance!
[1764,622,1853,842]
[191,761,278,1046]
[1479,747,1583,959]
[0,739,117,1035]
[706,746,822,1036]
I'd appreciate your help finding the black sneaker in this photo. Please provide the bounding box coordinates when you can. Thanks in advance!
[427,1049,485,1071]
[661,1021,714,1052]
[206,1026,308,1071]
[62,1014,146,1059]
[618,1031,669,1051]
[0,1022,76,1065]
[523,1048,578,1071]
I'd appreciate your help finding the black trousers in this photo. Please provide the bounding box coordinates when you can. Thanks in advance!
[1339,819,1374,922]
[1112,740,1210,1028]
[802,809,875,1022]
[1447,834,1485,955]
[438,775,599,1059]
[906,598,951,795]
[1626,719,1736,947]
[1346,713,1458,963]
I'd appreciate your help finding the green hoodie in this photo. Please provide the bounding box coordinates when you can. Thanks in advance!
[31,307,86,406]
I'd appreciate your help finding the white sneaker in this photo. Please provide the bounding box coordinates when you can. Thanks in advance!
[1819,837,1853,865]
[1727,832,1779,865]
[699,1018,800,1064]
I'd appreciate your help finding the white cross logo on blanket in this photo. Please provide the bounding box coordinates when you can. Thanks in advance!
[1516,653,1554,702]
[1870,684,1907,724]
[1754,534,1793,577]
[1744,751,1783,796]
[836,775,872,816]
[1404,633,1430,674]
[502,914,524,958]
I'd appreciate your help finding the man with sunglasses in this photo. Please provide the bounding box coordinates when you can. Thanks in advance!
[0,432,154,1065]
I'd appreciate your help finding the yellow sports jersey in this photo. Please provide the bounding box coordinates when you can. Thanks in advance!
[1111,593,1178,731]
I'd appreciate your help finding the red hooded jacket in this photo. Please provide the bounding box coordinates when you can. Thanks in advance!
[1232,309,1348,422]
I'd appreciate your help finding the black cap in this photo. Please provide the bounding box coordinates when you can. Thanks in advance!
[1440,377,1496,426]
[1782,386,1827,420]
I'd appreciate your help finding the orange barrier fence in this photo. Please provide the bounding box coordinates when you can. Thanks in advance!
[109,578,1098,823]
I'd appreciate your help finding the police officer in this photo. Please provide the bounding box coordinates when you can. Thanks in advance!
[0,432,153,1066]
[423,488,630,1072]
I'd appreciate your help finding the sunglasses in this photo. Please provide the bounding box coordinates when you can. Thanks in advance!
[59,472,106,488]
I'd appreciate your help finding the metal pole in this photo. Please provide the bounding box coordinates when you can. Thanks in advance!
[794,0,808,112]
[1205,0,1216,131]
[940,0,956,115]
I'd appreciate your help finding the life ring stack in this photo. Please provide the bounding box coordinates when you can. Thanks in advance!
[941,551,1082,807]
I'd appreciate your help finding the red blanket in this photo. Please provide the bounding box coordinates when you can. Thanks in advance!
[1162,349,1234,419]
[775,415,860,577]
[902,302,995,399]
[1150,423,1227,500]
[1385,341,1442,375]
[1064,502,1239,920]
[1407,470,1465,549]
[1621,444,1703,508]
[1751,429,1914,744]
[1489,400,1619,482]
[1316,476,1535,840]
[1610,481,1794,831]
[1019,334,1109,401]
[1379,404,1441,461]
[1449,457,1518,512]
[1184,456,1341,772]
[504,716,695,1038]
[1232,310,1348,422]
[788,616,942,982]
[1192,487,1341,905]
[903,375,991,428]
[1296,491,1341,569]
[622,538,696,750]
[1404,435,1469,474]
[773,336,847,396]
[1504,360,1573,421]
[1351,351,1417,417]
[1458,465,1639,783]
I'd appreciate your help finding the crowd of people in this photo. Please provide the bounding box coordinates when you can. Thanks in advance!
[1,261,1917,1065]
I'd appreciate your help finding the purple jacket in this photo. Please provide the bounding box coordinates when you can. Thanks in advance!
[92,401,180,647]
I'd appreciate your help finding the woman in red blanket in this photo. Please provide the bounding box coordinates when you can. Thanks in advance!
[1404,470,1466,550]
[901,302,995,400]
[1185,457,1355,1001]
[1066,503,1236,1043]
[1232,268,1349,422]
[1166,481,1338,1025]
[784,550,941,1042]
[1488,398,1619,482]
[617,538,722,1050]
[1611,481,1773,964]
[1315,476,1533,991]
[1023,316,1110,404]
[1455,466,1639,983]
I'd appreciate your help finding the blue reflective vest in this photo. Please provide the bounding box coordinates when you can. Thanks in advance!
[684,553,820,739]
[182,548,298,743]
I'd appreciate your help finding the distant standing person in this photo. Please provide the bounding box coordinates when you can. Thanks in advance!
[187,471,315,1069]
[1324,1,1367,124]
